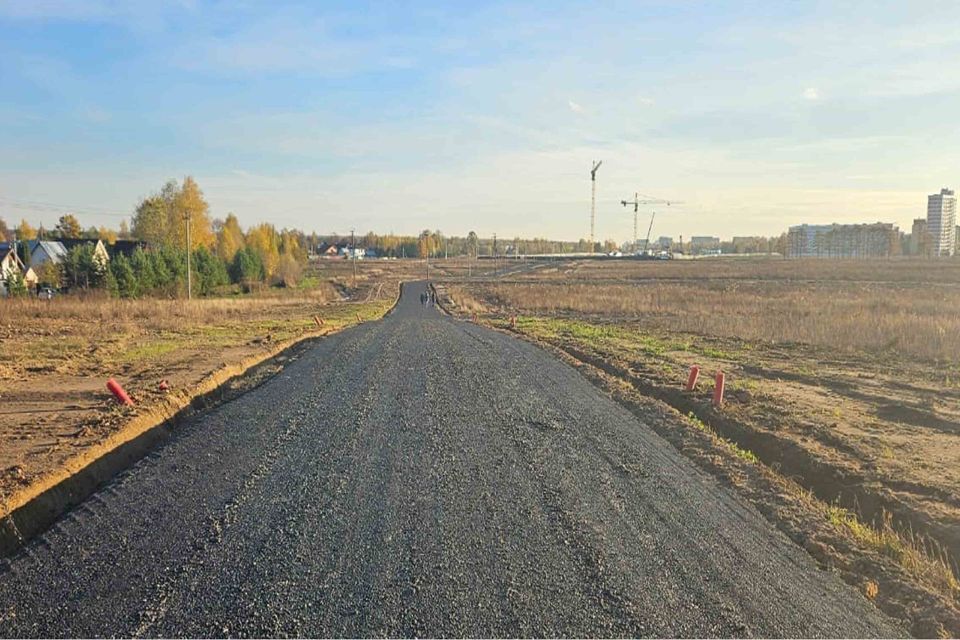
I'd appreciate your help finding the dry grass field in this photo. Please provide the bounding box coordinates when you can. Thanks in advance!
[452,257,960,362]
[0,269,400,509]
[443,256,960,634]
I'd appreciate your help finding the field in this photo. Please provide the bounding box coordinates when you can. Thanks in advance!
[0,261,401,511]
[442,256,960,634]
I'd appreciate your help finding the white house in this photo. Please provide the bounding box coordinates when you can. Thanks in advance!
[0,243,38,295]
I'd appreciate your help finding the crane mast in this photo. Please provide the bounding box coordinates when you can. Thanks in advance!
[620,193,681,255]
[589,160,602,253]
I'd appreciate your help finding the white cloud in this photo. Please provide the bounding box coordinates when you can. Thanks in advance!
[568,99,584,114]
[637,97,655,106]
[803,87,820,100]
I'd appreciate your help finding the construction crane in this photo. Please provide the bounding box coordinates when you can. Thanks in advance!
[620,193,683,255]
[589,160,602,253]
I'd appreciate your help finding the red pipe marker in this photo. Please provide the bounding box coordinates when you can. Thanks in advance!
[356,313,362,322]
[510,316,517,328]
[685,365,700,391]
[106,378,134,406]
[713,371,725,407]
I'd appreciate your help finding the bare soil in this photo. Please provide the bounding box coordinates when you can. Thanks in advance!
[0,276,398,510]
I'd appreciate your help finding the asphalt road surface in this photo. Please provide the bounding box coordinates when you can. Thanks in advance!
[0,283,902,638]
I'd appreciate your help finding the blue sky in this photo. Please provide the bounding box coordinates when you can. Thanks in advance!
[1,1,958,241]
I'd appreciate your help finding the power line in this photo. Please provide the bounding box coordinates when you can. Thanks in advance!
[0,197,130,218]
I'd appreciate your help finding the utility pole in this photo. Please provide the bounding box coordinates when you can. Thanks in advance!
[184,209,192,300]
[492,233,498,276]
[590,160,602,253]
[351,228,357,286]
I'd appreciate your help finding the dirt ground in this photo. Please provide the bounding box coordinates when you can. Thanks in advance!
[0,267,401,509]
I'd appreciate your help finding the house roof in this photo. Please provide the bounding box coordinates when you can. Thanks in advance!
[28,240,69,263]
[58,238,106,252]
[107,239,148,257]
[0,244,26,271]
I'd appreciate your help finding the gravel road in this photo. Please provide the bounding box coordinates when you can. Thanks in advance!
[0,282,903,637]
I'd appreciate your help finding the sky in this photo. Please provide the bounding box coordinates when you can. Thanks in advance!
[1,0,959,242]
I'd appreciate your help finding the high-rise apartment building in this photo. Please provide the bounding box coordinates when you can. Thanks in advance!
[926,188,957,257]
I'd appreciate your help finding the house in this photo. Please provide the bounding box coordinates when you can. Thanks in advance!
[338,246,366,259]
[0,243,38,295]
[28,240,69,267]
[29,238,110,267]
[316,242,343,257]
[59,239,110,265]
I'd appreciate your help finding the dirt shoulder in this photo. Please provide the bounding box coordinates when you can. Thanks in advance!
[439,281,960,638]
[0,286,397,516]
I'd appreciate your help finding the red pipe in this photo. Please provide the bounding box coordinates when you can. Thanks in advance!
[106,378,134,406]
[713,371,725,407]
[685,366,700,391]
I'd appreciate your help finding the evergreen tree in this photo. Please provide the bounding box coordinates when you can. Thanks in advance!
[230,247,265,289]
[4,271,27,297]
[110,254,139,298]
[193,245,229,295]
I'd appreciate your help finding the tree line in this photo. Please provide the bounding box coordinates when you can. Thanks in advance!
[1,177,309,298]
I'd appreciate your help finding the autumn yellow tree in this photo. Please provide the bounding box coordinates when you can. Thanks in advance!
[216,213,245,262]
[170,176,214,250]
[131,177,214,249]
[246,223,280,278]
[55,214,83,239]
[280,229,307,264]
[97,226,118,244]
[418,229,439,258]
[16,219,37,241]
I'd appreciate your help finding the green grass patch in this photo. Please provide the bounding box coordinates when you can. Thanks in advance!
[119,339,181,363]
[696,345,739,360]
[827,505,904,560]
